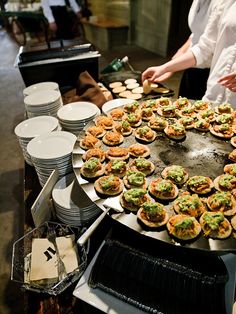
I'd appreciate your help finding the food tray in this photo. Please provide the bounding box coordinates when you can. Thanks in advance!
[72,105,236,253]
[100,70,174,99]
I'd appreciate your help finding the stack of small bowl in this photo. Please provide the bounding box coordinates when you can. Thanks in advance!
[27,131,77,186]
[14,116,59,165]
[57,101,100,135]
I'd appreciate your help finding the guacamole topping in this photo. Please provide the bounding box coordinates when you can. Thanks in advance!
[204,213,224,230]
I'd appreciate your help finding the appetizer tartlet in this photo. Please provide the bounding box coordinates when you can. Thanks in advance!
[210,123,234,138]
[128,157,155,176]
[82,147,106,162]
[173,192,205,218]
[230,136,236,148]
[129,143,150,158]
[107,108,125,121]
[123,101,140,113]
[198,109,215,122]
[79,134,101,150]
[94,175,123,196]
[141,99,158,111]
[120,188,150,212]
[80,157,104,179]
[231,215,236,231]
[95,116,114,130]
[224,163,236,176]
[194,119,210,131]
[114,120,133,136]
[140,108,155,121]
[214,174,236,191]
[179,116,195,129]
[167,214,201,241]
[200,212,232,239]
[137,201,169,228]
[161,165,188,185]
[148,116,167,131]
[157,104,177,118]
[102,131,124,146]
[105,160,128,178]
[156,97,172,107]
[134,126,156,143]
[123,170,147,189]
[215,103,233,114]
[149,178,178,200]
[228,149,236,162]
[193,100,211,112]
[178,106,196,118]
[207,191,236,216]
[187,176,213,194]
[174,96,191,109]
[124,112,142,127]
[85,125,106,138]
[215,113,234,125]
[164,122,186,140]
[105,147,129,161]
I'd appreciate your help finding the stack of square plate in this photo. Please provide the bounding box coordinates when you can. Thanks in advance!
[24,90,63,118]
[27,131,77,186]
[23,82,59,97]
[14,116,59,165]
[57,102,100,135]
[52,173,101,227]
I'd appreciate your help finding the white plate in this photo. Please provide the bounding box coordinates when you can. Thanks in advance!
[27,131,76,159]
[73,242,146,314]
[14,116,59,138]
[57,102,100,122]
[24,90,61,106]
[102,98,134,114]
[23,82,59,97]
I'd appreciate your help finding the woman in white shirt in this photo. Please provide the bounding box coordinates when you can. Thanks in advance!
[142,0,236,107]
[41,0,82,39]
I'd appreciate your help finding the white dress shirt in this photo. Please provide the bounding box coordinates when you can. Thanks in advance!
[41,0,81,23]
[191,0,236,107]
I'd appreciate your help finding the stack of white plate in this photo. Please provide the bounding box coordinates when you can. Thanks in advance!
[24,90,63,118]
[57,102,100,134]
[27,131,77,186]
[14,116,59,165]
[23,82,59,97]
[52,173,101,227]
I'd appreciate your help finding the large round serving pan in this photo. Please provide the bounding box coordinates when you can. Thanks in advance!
[72,111,236,254]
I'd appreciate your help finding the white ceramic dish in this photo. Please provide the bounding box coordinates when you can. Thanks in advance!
[23,82,59,97]
[102,98,134,114]
[14,116,59,139]
[57,102,99,122]
[27,131,76,159]
[24,90,61,107]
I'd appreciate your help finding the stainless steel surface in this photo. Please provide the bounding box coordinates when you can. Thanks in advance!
[72,110,236,252]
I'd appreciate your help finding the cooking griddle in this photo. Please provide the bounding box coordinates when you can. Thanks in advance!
[100,71,174,99]
[72,114,236,253]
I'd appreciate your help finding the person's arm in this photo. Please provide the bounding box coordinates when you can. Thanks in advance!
[142,50,196,83]
[68,0,82,17]
[218,71,236,92]
[41,0,58,32]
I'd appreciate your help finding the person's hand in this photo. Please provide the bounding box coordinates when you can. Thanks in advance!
[142,65,167,83]
[218,71,236,92]
[49,22,57,33]
[76,11,82,20]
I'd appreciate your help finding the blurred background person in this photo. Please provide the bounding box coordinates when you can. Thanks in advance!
[142,0,236,107]
[41,0,82,39]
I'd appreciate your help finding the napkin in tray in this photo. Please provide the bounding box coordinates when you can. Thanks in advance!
[29,235,79,284]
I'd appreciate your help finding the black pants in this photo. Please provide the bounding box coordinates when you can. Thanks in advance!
[178,67,210,100]
[50,6,75,39]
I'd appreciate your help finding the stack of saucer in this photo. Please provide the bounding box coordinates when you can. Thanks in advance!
[24,90,63,118]
[27,131,77,186]
[14,116,59,165]
[57,102,100,134]
[23,82,59,97]
[52,173,101,227]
